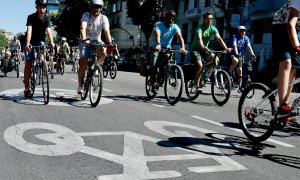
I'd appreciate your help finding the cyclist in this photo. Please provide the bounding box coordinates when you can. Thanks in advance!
[190,12,231,92]
[57,37,70,68]
[10,36,21,61]
[229,26,256,92]
[149,9,187,92]
[77,0,113,94]
[272,0,300,123]
[23,0,55,97]
[0,51,12,71]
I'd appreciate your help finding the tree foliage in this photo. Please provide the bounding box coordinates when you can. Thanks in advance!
[0,33,9,49]
[125,0,161,49]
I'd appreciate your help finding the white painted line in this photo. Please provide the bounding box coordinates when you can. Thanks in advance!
[104,78,112,81]
[152,104,165,108]
[71,79,77,82]
[190,115,295,148]
[103,88,113,92]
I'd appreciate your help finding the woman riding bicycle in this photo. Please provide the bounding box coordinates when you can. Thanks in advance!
[148,9,187,93]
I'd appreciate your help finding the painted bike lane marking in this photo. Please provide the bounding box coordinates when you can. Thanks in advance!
[4,121,247,180]
[190,115,295,148]
[0,88,113,106]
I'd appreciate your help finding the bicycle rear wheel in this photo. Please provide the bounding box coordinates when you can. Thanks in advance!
[185,79,200,100]
[238,83,276,143]
[164,65,184,105]
[89,65,103,107]
[103,64,108,78]
[110,62,117,79]
[211,70,231,106]
[41,60,49,104]
[61,60,65,75]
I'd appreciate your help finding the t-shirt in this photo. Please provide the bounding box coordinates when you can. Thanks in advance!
[81,12,109,42]
[59,42,69,53]
[273,0,300,25]
[10,40,21,51]
[26,12,51,43]
[152,22,181,48]
[191,25,218,50]
[231,34,250,54]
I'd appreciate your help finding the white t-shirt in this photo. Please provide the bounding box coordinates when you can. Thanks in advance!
[10,40,21,51]
[273,0,300,25]
[81,12,109,42]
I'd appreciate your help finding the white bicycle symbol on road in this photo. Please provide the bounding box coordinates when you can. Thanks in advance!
[4,121,247,179]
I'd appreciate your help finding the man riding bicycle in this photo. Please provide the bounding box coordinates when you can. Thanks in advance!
[77,0,113,94]
[190,12,231,92]
[229,26,256,92]
[149,9,187,93]
[23,0,55,97]
[57,37,70,69]
[10,36,21,61]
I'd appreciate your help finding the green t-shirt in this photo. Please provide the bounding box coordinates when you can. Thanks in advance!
[191,25,218,50]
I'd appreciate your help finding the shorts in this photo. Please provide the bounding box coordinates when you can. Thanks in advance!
[149,48,164,67]
[272,24,296,64]
[24,41,45,63]
[79,41,105,59]
[190,50,209,64]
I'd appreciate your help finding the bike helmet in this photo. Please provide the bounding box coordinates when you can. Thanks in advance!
[61,37,67,41]
[166,10,176,17]
[35,0,48,6]
[91,0,104,6]
[5,51,11,58]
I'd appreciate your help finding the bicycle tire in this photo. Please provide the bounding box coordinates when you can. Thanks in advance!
[103,65,108,78]
[164,65,184,105]
[16,62,19,78]
[211,69,232,106]
[145,74,157,99]
[185,79,200,100]
[41,60,49,104]
[110,62,117,79]
[28,63,36,98]
[89,65,103,107]
[238,83,276,143]
[80,74,89,100]
[61,60,65,75]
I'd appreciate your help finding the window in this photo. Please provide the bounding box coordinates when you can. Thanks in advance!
[184,0,189,12]
[181,23,188,44]
[194,0,199,8]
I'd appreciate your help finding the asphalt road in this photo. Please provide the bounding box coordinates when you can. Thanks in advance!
[0,62,299,180]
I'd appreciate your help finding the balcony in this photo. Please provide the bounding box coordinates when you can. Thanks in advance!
[248,0,285,14]
[185,8,201,19]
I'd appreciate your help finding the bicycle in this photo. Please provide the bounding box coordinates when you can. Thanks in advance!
[184,49,232,106]
[229,55,255,92]
[238,78,300,143]
[46,46,55,79]
[102,53,118,79]
[27,44,50,104]
[56,52,65,75]
[79,40,104,107]
[72,55,79,74]
[145,48,184,105]
[0,50,19,77]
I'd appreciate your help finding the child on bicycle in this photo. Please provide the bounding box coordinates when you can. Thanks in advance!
[190,12,231,92]
[272,0,300,124]
[229,26,256,92]
[23,0,55,97]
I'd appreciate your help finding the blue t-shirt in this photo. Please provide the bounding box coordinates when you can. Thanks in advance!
[152,22,181,48]
[231,34,250,55]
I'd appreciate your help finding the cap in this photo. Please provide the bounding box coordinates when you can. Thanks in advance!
[238,26,246,31]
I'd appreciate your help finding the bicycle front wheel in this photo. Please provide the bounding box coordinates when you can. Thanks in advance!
[164,65,184,105]
[89,65,103,107]
[61,60,65,75]
[28,63,36,98]
[211,70,231,106]
[238,83,276,143]
[41,60,49,104]
[110,62,117,79]
[103,64,108,78]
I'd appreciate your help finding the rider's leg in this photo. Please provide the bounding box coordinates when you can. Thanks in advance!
[149,50,159,86]
[97,46,106,65]
[230,56,239,74]
[78,57,87,87]
[278,59,292,105]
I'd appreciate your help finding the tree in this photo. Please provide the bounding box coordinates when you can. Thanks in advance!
[125,0,162,51]
[0,33,9,49]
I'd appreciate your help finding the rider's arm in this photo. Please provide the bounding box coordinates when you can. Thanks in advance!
[67,43,71,54]
[287,7,300,48]
[154,30,161,51]
[215,33,230,52]
[80,21,88,42]
[176,32,186,53]
[25,26,32,52]
[102,16,112,45]
[247,44,255,57]
[196,32,206,51]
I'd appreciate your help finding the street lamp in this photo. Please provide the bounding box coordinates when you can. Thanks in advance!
[115,26,135,47]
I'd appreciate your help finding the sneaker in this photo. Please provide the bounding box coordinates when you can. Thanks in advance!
[196,86,202,93]
[77,86,84,94]
[238,87,244,93]
[24,88,31,98]
[277,104,296,122]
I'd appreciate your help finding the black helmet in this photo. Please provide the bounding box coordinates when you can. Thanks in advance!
[166,10,176,17]
[35,0,47,6]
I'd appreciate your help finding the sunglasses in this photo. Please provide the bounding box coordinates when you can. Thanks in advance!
[92,5,102,9]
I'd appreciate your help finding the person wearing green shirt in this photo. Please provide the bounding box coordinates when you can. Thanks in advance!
[190,12,231,92]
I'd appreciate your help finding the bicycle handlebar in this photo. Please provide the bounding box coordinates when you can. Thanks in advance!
[160,48,189,54]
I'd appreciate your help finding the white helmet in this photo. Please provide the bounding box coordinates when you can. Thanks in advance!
[91,0,103,6]
[61,37,67,41]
